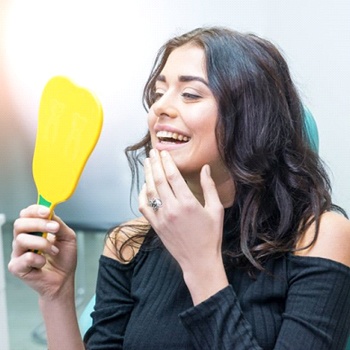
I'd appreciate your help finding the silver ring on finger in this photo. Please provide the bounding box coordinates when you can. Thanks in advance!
[148,198,163,212]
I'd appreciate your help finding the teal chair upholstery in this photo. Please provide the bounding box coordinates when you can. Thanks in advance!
[79,109,350,349]
[79,294,95,336]
[303,106,319,152]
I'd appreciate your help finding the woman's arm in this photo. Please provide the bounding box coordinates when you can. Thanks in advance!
[139,150,350,349]
[179,213,350,350]
[83,220,145,349]
[39,286,84,350]
[139,150,230,305]
[8,204,84,350]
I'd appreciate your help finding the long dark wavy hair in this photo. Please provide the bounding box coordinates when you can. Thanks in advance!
[114,26,343,271]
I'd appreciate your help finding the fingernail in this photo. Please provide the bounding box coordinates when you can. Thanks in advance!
[46,221,59,231]
[205,164,211,176]
[150,149,155,158]
[38,206,50,216]
[51,245,59,255]
[160,150,168,158]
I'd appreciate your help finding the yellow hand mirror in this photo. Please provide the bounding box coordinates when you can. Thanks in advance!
[32,76,103,241]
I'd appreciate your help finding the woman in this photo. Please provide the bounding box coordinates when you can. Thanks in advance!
[9,27,350,349]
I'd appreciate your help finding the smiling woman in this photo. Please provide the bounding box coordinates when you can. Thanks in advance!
[8,26,350,350]
[146,44,229,188]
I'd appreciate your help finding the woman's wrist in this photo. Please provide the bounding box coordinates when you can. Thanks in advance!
[38,277,83,348]
[38,275,76,304]
[182,258,229,306]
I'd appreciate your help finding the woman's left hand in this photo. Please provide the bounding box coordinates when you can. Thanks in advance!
[139,149,229,304]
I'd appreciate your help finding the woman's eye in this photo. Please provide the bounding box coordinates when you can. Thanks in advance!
[181,92,202,100]
[153,91,164,102]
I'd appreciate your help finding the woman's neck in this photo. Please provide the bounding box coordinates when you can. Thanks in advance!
[186,171,235,208]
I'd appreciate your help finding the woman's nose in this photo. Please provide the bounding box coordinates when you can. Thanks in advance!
[153,94,178,119]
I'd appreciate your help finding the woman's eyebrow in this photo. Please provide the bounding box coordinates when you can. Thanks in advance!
[156,74,208,86]
[178,75,209,86]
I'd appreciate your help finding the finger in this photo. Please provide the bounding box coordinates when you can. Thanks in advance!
[50,212,75,242]
[159,150,193,200]
[19,204,52,219]
[149,149,179,199]
[15,204,57,240]
[144,157,161,201]
[12,233,60,258]
[200,165,224,212]
[15,205,75,244]
[8,252,46,278]
[13,215,59,239]
[138,183,149,215]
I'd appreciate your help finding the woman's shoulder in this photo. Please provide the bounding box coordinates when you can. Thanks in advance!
[295,211,350,268]
[103,216,150,263]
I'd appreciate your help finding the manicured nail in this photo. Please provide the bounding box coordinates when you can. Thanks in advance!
[46,221,59,231]
[160,150,168,158]
[51,245,59,255]
[205,164,211,176]
[38,206,50,216]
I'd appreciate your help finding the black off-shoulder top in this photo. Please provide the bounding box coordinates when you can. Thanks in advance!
[84,215,350,349]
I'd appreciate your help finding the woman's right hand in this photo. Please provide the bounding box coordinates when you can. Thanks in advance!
[8,204,78,300]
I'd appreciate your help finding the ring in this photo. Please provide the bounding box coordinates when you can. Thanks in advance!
[148,198,163,212]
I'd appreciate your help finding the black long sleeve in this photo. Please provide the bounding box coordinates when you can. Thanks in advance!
[84,256,136,349]
[179,255,350,350]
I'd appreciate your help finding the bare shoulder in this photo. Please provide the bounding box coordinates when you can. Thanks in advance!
[103,216,150,262]
[296,211,350,267]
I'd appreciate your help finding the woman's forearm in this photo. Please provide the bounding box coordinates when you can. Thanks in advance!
[182,257,229,306]
[39,284,84,350]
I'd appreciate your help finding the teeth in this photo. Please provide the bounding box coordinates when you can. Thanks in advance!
[156,130,190,142]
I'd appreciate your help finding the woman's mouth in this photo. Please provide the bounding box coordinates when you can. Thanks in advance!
[156,130,191,144]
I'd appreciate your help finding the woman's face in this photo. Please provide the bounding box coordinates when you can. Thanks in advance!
[148,44,227,182]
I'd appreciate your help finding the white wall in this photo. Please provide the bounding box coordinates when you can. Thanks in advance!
[0,0,349,229]
[260,0,350,211]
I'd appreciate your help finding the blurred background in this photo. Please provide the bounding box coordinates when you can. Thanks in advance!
[1,0,349,349]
